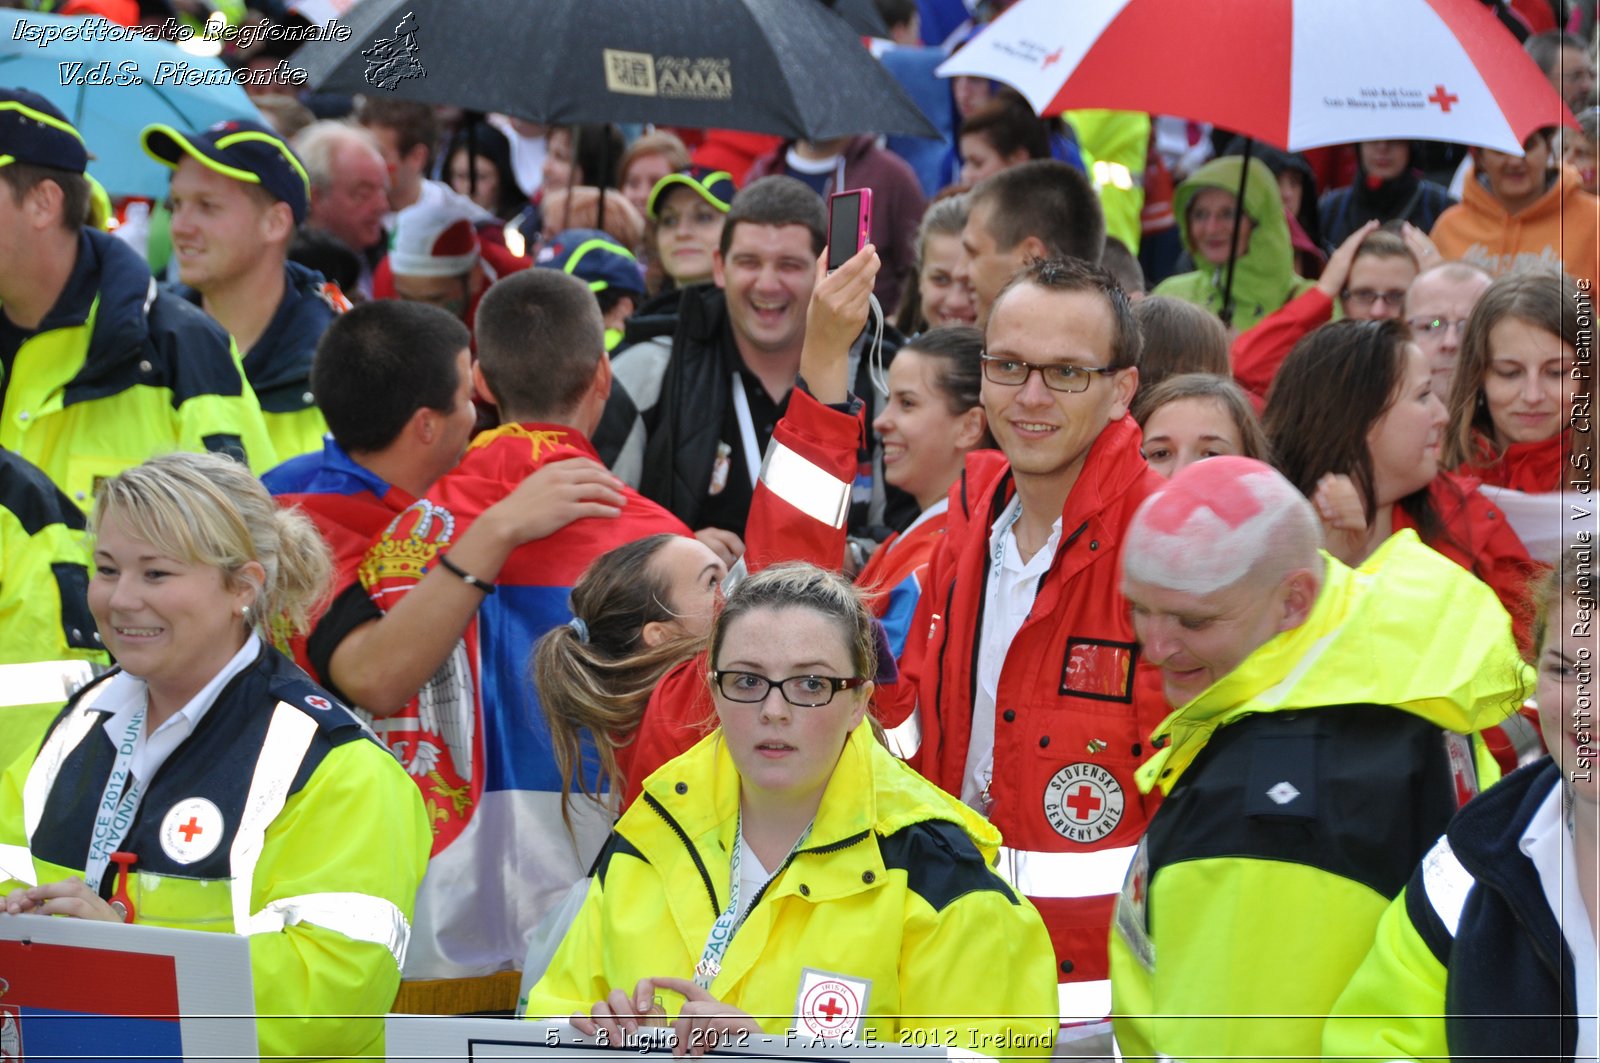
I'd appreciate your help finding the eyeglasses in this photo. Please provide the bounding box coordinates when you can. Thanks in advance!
[980,354,1120,394]
[1407,316,1472,338]
[1342,288,1409,310]
[711,670,869,708]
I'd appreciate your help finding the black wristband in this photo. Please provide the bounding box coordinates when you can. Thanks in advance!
[436,553,494,595]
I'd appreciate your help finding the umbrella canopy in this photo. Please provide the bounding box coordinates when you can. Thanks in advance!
[937,0,1571,154]
[293,0,938,140]
[0,9,261,198]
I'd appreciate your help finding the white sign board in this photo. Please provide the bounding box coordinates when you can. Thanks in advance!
[0,912,257,1061]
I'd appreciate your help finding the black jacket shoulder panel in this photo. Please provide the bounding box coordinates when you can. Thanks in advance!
[878,818,1019,912]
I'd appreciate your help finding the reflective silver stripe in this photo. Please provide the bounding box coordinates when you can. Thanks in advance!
[996,845,1139,899]
[0,842,35,886]
[1421,834,1472,937]
[22,683,112,840]
[1058,978,1111,1024]
[758,441,851,530]
[242,891,411,970]
[0,660,96,708]
[884,711,921,760]
[229,702,317,938]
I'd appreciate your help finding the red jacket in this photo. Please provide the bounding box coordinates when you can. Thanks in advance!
[1459,431,1565,494]
[1232,286,1334,406]
[902,415,1170,1021]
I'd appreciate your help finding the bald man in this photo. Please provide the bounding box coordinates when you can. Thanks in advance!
[1404,261,1493,399]
[1109,456,1533,1062]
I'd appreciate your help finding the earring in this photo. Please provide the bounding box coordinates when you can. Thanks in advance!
[241,604,253,622]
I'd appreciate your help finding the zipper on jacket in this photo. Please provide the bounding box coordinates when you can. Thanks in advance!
[643,792,720,919]
[745,829,873,917]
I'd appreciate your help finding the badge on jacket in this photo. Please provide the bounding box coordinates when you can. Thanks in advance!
[793,968,870,1042]
[159,797,224,864]
[1114,838,1154,972]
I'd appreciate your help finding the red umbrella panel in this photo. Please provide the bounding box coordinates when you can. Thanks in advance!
[937,0,1573,154]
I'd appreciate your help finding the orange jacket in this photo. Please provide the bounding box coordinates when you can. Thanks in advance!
[1430,164,1599,288]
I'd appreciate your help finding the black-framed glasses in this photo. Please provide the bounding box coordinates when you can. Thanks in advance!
[710,670,869,707]
[1407,316,1472,338]
[980,354,1120,394]
[1342,288,1408,310]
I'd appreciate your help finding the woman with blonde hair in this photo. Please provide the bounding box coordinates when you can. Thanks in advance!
[0,452,430,1061]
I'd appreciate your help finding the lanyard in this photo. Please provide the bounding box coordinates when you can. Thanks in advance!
[85,698,147,892]
[693,812,810,989]
[730,373,762,492]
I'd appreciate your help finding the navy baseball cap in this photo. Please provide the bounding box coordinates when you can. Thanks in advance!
[141,118,310,224]
[536,228,645,296]
[646,166,735,220]
[0,89,88,174]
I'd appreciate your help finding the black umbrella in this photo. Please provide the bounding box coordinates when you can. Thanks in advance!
[292,0,938,140]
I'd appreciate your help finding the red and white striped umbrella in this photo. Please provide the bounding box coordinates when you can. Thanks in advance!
[936,0,1572,154]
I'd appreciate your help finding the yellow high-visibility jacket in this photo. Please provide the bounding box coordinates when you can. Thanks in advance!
[528,720,1061,1055]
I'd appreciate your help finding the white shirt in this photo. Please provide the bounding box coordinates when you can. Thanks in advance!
[1519,781,1599,1057]
[960,495,1062,812]
[736,829,776,917]
[97,634,262,789]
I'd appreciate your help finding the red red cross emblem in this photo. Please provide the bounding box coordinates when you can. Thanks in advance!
[1041,47,1063,69]
[1065,784,1103,821]
[178,816,204,842]
[1427,85,1459,112]
[817,996,844,1021]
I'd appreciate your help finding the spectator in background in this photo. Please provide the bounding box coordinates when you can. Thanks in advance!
[1133,372,1270,479]
[1442,269,1580,496]
[379,196,502,331]
[543,124,626,195]
[1153,155,1313,332]
[640,167,735,309]
[1220,139,1326,278]
[616,131,691,224]
[539,186,644,253]
[1319,141,1456,250]
[251,94,317,142]
[1264,319,1535,640]
[536,228,648,351]
[747,134,927,313]
[357,97,443,215]
[958,97,1050,188]
[1526,29,1597,113]
[1405,260,1494,399]
[896,193,977,335]
[1231,223,1430,405]
[295,122,391,298]
[873,0,922,44]
[1430,128,1599,288]
[1131,295,1230,394]
[1100,237,1147,300]
[443,122,527,221]
[0,90,275,510]
[956,160,1107,326]
[143,119,341,463]
[602,178,905,551]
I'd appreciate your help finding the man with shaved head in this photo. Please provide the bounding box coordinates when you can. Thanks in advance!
[1110,456,1533,1062]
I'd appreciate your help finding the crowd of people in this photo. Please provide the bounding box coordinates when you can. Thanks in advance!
[0,0,1596,1059]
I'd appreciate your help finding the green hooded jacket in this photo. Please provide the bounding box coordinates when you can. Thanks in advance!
[1152,154,1314,332]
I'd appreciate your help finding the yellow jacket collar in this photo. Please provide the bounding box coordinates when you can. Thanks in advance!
[1137,531,1534,795]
